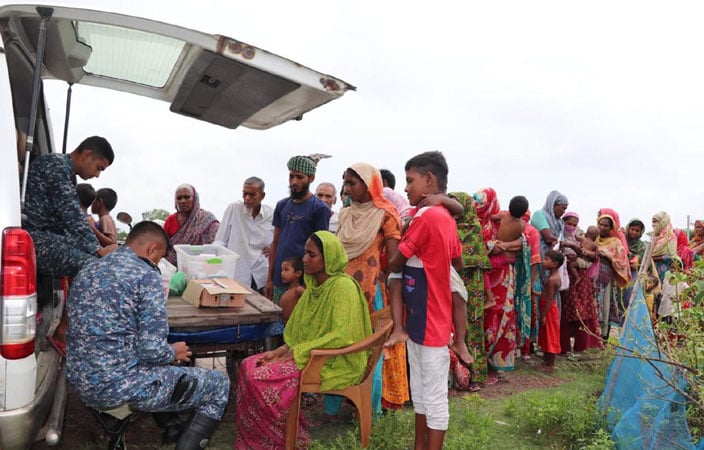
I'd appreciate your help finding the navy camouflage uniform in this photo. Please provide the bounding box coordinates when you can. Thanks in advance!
[66,246,229,420]
[23,153,99,277]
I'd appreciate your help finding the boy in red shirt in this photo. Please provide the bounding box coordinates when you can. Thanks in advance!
[386,151,462,450]
[539,249,565,371]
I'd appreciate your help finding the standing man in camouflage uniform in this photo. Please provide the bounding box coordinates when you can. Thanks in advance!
[66,221,229,449]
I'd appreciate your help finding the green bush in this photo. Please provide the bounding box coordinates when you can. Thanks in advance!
[654,260,704,441]
[367,409,414,450]
[504,388,611,449]
[580,428,616,450]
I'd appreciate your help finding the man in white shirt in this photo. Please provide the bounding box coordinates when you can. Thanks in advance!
[214,177,274,292]
[315,182,339,233]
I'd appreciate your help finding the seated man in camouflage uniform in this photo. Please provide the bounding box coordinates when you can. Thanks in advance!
[23,135,117,277]
[66,221,230,449]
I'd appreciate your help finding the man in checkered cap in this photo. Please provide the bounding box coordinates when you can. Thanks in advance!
[264,155,331,301]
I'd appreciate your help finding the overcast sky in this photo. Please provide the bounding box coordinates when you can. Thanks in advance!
[38,0,704,232]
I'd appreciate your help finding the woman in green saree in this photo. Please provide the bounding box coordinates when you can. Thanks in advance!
[235,231,372,450]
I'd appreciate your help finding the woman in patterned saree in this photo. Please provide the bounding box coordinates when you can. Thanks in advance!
[448,192,491,388]
[559,212,601,354]
[651,211,678,283]
[594,210,631,340]
[163,183,219,265]
[474,187,526,384]
[234,231,372,450]
[336,162,408,413]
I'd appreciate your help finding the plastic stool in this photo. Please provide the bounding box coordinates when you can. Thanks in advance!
[89,404,133,450]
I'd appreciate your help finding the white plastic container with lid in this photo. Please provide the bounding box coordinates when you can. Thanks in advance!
[174,244,239,279]
[158,258,177,299]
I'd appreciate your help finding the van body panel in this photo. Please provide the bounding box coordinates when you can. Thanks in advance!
[0,351,60,448]
[0,51,21,230]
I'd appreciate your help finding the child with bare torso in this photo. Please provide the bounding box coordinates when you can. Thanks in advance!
[538,250,565,371]
[563,225,598,282]
[495,196,529,243]
[279,257,305,324]
[486,196,529,309]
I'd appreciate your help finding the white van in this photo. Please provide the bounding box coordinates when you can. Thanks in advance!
[0,4,352,448]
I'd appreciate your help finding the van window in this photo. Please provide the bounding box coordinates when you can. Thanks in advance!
[76,22,185,88]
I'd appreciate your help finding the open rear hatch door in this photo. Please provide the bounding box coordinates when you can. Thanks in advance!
[0,4,354,129]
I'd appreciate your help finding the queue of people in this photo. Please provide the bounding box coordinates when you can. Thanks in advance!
[22,136,702,449]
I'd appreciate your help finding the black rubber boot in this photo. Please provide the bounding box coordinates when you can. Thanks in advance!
[152,412,187,444]
[175,413,218,450]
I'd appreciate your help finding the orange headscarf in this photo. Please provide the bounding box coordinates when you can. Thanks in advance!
[595,212,631,287]
[337,163,401,259]
[597,208,628,252]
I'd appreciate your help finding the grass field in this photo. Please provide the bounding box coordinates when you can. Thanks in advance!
[304,351,613,450]
[37,350,613,449]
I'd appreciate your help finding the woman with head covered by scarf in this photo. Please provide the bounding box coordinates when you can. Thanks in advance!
[163,183,219,265]
[530,190,569,262]
[674,228,694,271]
[447,191,491,387]
[595,209,631,339]
[689,220,704,261]
[559,212,601,354]
[235,231,372,449]
[334,162,408,415]
[622,218,647,310]
[650,211,678,282]
[474,187,527,384]
[625,218,647,274]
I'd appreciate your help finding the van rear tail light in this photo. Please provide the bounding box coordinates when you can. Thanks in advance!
[0,228,37,359]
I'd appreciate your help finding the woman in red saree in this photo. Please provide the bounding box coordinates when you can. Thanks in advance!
[474,187,523,384]
[675,228,694,270]
[559,212,601,353]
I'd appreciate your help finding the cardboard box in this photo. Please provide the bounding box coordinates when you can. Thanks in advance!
[181,278,250,308]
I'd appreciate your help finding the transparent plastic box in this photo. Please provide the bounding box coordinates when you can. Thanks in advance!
[174,244,238,279]
[158,258,177,299]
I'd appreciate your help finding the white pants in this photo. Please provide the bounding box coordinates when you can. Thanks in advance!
[407,340,450,430]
